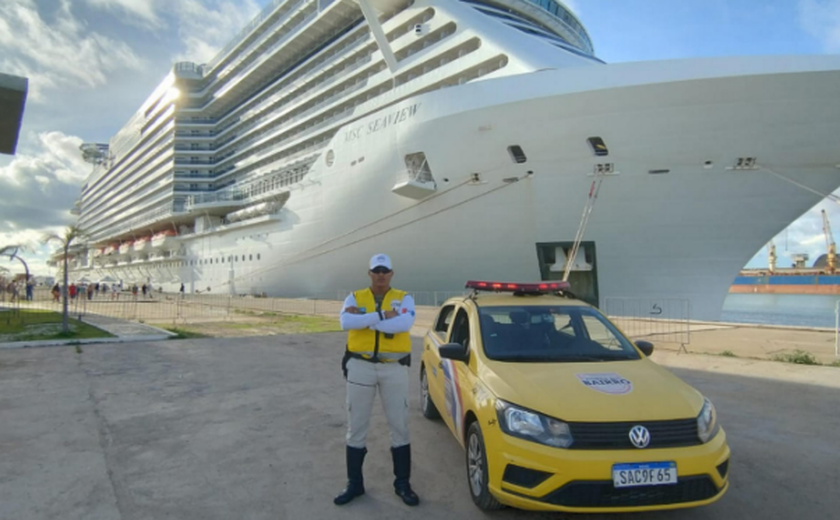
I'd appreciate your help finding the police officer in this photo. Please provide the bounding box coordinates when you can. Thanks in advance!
[335,253,419,507]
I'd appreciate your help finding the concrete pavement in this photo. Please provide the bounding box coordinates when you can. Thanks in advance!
[1,334,839,520]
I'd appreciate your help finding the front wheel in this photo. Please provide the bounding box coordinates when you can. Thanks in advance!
[420,366,440,419]
[466,422,503,510]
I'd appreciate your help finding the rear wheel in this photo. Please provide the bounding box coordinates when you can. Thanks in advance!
[420,366,440,419]
[466,422,503,510]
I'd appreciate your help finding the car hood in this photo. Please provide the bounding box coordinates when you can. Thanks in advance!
[481,358,704,422]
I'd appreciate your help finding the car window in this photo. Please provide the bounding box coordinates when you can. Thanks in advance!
[435,305,455,335]
[449,308,471,348]
[581,315,623,351]
[477,305,640,362]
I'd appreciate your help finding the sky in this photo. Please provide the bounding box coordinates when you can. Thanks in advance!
[1,0,839,277]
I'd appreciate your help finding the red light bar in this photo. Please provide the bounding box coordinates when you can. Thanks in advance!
[465,280,571,293]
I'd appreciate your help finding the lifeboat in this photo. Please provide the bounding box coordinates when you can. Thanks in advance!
[133,236,151,253]
[151,229,179,250]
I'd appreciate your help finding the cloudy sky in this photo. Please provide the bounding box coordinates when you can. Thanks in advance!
[1,0,840,276]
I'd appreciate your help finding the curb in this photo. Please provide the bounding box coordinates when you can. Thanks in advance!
[0,333,175,349]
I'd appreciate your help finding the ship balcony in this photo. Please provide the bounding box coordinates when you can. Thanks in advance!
[173,147,215,154]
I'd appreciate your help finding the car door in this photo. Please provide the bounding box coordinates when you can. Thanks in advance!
[440,305,475,442]
[425,304,456,418]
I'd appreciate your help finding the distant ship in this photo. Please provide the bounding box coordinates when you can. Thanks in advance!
[56,0,840,320]
[732,251,840,295]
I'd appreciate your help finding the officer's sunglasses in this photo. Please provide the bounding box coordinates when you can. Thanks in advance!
[370,267,392,274]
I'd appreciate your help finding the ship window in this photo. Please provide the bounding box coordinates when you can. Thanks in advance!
[508,145,527,163]
[257,254,261,260]
[249,254,253,261]
[587,137,609,157]
[235,256,239,262]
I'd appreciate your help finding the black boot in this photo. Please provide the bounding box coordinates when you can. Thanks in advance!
[334,446,367,505]
[392,444,419,506]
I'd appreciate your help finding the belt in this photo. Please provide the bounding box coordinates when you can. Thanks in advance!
[347,352,410,366]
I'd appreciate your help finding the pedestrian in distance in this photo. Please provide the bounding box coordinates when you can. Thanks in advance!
[335,253,419,507]
[132,284,138,300]
[69,283,77,301]
[180,283,185,300]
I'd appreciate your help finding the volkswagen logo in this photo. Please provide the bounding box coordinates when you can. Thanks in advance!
[629,425,651,448]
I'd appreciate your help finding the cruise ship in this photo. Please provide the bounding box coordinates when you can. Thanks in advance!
[62,0,840,320]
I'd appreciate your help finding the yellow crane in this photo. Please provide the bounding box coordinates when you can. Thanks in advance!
[823,209,836,273]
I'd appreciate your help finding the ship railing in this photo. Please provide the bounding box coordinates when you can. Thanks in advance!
[91,205,188,243]
[604,297,691,350]
[204,0,308,76]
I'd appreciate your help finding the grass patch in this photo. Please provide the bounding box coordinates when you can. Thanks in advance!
[163,327,210,339]
[0,309,112,342]
[719,350,737,357]
[829,360,840,368]
[772,350,821,366]
[162,314,342,338]
[222,314,341,334]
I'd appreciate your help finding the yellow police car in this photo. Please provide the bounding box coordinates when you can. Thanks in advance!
[420,281,729,513]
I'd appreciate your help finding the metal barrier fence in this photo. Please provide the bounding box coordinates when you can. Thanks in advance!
[604,297,691,349]
[6,287,467,326]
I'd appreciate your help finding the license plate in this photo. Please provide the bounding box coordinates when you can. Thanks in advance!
[612,462,678,488]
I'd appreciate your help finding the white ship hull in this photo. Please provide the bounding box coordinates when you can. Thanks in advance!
[84,55,840,320]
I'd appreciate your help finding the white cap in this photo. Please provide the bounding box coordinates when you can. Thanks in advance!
[369,253,392,270]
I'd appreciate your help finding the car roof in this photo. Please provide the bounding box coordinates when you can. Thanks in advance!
[445,293,592,308]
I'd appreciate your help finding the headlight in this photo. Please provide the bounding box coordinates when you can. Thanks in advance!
[495,400,573,448]
[697,398,719,443]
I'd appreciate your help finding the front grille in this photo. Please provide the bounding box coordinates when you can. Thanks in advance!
[503,464,552,488]
[542,476,719,508]
[569,418,700,449]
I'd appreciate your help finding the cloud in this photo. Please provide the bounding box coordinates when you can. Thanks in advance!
[84,0,165,28]
[798,0,840,52]
[0,0,146,102]
[81,0,262,64]
[747,198,840,268]
[0,131,91,276]
[0,131,87,234]
[174,0,262,64]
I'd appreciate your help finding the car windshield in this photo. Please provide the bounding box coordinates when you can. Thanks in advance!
[478,305,640,362]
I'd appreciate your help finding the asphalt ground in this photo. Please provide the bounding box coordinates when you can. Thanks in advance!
[1,334,838,520]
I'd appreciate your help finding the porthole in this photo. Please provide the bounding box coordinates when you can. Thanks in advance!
[326,149,335,167]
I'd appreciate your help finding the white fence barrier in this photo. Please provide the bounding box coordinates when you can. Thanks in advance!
[604,297,691,350]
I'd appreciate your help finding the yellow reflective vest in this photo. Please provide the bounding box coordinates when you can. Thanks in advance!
[347,288,412,357]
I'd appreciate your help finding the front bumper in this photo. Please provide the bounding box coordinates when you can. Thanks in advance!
[485,426,730,513]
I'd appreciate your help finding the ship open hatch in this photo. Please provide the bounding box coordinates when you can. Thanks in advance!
[536,241,599,307]
[393,152,437,199]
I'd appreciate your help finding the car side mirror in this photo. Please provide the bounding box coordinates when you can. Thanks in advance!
[635,340,654,357]
[439,342,470,363]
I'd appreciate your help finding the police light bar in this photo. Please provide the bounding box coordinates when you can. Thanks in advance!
[465,280,571,293]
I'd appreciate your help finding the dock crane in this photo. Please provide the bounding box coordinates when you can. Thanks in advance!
[823,210,836,273]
